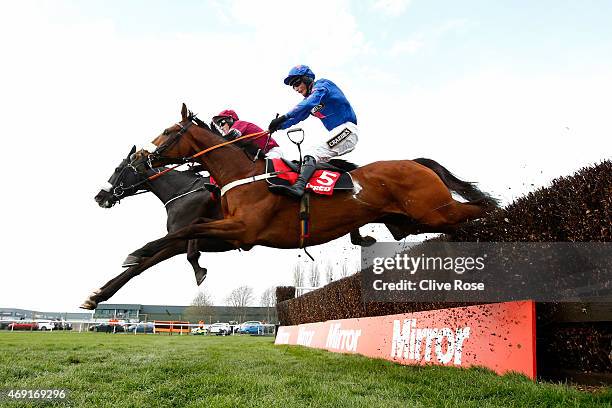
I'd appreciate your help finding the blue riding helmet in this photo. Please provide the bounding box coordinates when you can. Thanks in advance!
[283,65,315,85]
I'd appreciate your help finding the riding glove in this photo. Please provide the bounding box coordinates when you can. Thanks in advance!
[268,115,287,133]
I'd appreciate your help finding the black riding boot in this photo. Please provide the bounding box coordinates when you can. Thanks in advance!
[270,155,317,198]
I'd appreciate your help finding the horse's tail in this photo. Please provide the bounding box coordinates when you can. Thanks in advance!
[413,158,499,209]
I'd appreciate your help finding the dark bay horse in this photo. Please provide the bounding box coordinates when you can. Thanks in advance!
[127,103,497,261]
[84,147,235,309]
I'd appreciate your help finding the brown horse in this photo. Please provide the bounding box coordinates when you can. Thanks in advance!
[127,104,497,261]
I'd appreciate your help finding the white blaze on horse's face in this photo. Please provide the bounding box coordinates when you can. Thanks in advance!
[101,181,113,193]
[140,142,159,154]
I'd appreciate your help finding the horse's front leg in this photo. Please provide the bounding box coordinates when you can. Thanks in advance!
[81,241,187,310]
[126,219,247,262]
[187,238,207,286]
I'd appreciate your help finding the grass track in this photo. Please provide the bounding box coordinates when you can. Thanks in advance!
[0,332,609,407]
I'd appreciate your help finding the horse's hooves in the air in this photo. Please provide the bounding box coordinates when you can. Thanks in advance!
[122,254,141,267]
[195,268,208,286]
[351,235,377,247]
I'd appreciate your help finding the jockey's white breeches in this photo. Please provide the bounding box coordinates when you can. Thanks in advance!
[302,122,358,162]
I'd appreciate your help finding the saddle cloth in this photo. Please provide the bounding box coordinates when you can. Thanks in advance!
[266,158,353,196]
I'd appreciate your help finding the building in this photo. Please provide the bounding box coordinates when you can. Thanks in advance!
[0,308,93,321]
[93,304,277,324]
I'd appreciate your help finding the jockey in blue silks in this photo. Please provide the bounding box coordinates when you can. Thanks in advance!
[268,65,358,198]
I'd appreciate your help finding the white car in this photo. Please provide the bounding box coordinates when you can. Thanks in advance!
[36,321,55,331]
[208,322,231,336]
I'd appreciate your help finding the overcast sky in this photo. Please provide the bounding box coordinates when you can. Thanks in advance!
[0,1,610,313]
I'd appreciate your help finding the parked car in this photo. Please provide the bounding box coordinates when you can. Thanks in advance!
[55,321,73,331]
[36,321,55,331]
[125,322,154,333]
[89,323,125,333]
[208,322,231,336]
[238,321,263,334]
[8,321,38,331]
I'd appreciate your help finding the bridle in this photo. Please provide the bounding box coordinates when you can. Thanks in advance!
[109,161,150,200]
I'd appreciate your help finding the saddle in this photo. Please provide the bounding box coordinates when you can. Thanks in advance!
[265,158,354,196]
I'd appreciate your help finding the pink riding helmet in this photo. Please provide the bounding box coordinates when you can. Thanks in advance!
[213,109,239,122]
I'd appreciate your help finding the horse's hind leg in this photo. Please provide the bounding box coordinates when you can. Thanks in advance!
[415,200,485,232]
[187,238,207,286]
[349,229,376,247]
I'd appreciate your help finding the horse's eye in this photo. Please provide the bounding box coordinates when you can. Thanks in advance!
[163,129,169,136]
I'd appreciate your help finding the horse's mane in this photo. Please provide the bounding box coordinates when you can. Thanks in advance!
[190,114,212,132]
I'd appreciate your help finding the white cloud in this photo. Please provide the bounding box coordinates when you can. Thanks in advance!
[386,19,467,56]
[371,0,412,17]
[388,38,424,55]
[222,0,369,68]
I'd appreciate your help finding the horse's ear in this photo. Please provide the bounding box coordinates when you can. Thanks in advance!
[181,103,188,120]
[129,145,136,156]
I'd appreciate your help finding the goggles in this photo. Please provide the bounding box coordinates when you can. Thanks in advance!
[216,118,230,127]
[289,77,303,88]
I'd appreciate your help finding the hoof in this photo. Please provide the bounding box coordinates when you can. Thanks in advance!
[195,269,208,286]
[351,235,377,247]
[80,299,97,310]
[122,254,141,267]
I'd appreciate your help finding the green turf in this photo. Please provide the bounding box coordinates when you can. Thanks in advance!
[0,332,609,407]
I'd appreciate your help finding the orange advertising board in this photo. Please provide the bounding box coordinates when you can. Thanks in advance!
[153,320,190,334]
[275,301,536,378]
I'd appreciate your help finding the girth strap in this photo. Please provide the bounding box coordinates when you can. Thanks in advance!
[220,172,281,196]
